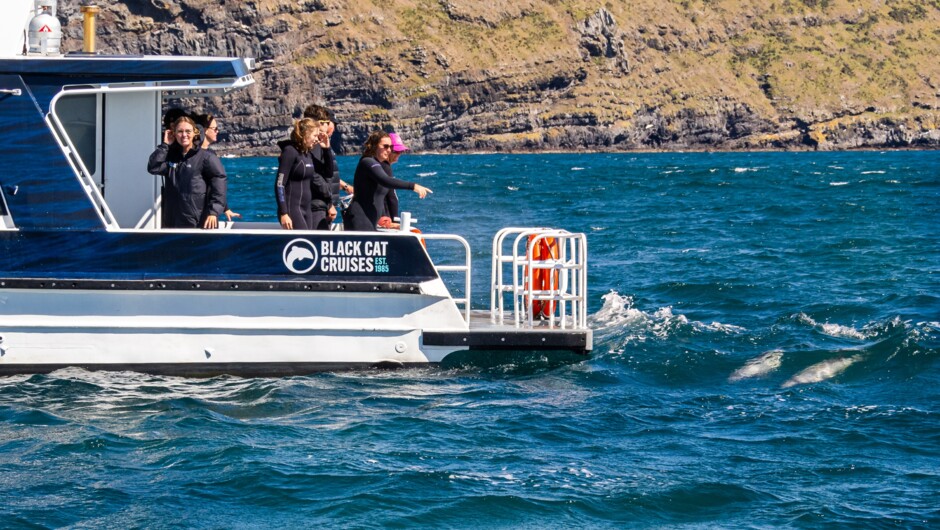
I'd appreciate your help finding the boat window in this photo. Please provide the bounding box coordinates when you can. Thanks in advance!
[54,93,100,178]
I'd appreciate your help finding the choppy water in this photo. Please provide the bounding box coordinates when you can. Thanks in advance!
[2,151,938,528]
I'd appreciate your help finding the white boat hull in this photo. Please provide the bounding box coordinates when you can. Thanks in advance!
[0,284,469,375]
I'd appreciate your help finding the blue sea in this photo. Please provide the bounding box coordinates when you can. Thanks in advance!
[2,151,938,528]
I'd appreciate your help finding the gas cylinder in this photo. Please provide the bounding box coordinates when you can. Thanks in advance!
[28,1,61,56]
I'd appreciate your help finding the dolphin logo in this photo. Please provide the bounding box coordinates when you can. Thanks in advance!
[282,239,319,274]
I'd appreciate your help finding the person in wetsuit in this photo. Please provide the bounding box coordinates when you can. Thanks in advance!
[303,105,351,229]
[275,118,332,230]
[343,131,431,232]
[376,132,409,228]
[147,115,227,229]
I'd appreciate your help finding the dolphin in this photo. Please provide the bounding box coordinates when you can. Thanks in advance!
[781,355,863,389]
[286,246,314,267]
[729,349,784,382]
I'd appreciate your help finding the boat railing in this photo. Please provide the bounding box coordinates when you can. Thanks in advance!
[421,233,471,324]
[491,227,588,330]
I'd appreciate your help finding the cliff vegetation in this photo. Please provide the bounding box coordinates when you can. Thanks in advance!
[58,0,940,154]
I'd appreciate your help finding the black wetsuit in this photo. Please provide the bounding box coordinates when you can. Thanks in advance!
[147,143,227,228]
[378,161,400,220]
[275,144,330,230]
[327,147,342,214]
[308,145,336,229]
[343,156,416,231]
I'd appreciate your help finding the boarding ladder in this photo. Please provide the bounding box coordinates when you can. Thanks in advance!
[490,228,588,330]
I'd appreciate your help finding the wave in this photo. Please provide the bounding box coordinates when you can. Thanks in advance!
[590,291,746,347]
[795,313,879,340]
[589,296,937,388]
[829,181,850,186]
[417,172,437,177]
[723,318,939,388]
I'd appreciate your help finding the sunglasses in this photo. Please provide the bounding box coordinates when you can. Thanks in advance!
[378,143,392,149]
[206,126,219,131]
[175,129,195,135]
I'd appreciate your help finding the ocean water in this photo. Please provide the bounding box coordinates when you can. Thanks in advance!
[2,151,938,528]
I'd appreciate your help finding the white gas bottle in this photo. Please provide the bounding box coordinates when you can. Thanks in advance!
[28,1,61,56]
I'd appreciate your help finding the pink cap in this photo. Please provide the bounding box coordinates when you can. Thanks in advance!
[389,132,409,153]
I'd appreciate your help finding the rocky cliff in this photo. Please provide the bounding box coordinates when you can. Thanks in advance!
[56,0,940,155]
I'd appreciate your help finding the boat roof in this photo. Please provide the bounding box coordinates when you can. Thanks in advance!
[0,54,254,83]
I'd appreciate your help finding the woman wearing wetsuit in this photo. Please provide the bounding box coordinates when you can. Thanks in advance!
[275,118,332,230]
[147,116,227,229]
[343,131,431,231]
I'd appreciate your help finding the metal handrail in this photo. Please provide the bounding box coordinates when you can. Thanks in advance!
[491,227,587,330]
[421,233,471,324]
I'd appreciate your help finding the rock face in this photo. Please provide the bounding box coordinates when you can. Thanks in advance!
[55,0,939,155]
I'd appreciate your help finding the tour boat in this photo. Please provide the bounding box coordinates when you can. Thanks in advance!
[0,1,591,376]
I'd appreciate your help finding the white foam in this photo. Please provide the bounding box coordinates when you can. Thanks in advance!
[417,172,437,177]
[830,181,849,186]
[820,322,867,340]
[729,350,784,382]
[507,186,519,191]
[860,170,885,174]
[593,291,745,343]
[571,167,585,171]
[796,313,870,340]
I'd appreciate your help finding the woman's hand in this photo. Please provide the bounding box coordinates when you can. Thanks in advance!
[280,214,293,230]
[413,184,432,198]
[327,205,337,222]
[224,209,241,222]
[203,214,218,229]
[163,128,174,145]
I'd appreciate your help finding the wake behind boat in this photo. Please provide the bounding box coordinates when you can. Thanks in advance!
[0,1,591,376]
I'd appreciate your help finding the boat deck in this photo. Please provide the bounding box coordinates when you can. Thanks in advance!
[423,310,592,354]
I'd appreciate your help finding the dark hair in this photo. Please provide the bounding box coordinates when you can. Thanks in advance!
[290,118,319,154]
[362,130,389,158]
[193,113,215,129]
[303,104,330,121]
[162,108,189,130]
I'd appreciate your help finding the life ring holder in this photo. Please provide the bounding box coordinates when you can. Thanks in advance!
[524,233,560,319]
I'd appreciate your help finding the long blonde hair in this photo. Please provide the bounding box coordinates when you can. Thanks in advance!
[290,118,318,153]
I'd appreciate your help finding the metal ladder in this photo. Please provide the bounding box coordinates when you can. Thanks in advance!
[490,228,588,329]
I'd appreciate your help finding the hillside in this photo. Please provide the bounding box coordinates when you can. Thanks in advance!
[57,0,940,154]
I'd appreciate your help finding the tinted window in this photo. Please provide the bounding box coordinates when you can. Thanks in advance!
[55,94,98,175]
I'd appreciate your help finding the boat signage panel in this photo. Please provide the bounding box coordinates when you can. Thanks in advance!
[0,231,438,289]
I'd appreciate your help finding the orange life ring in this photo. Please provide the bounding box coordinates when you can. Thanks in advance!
[411,227,426,249]
[525,235,559,319]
